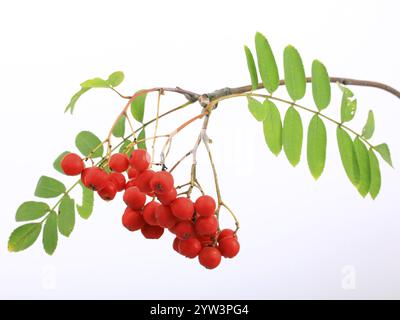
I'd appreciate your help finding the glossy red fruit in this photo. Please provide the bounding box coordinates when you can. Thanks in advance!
[122,207,145,231]
[195,216,218,236]
[85,167,108,191]
[141,224,164,239]
[150,171,174,194]
[109,153,130,173]
[98,182,117,201]
[155,205,178,228]
[108,172,126,192]
[127,167,139,180]
[179,238,202,258]
[136,170,155,193]
[156,188,177,205]
[80,168,90,187]
[125,179,137,189]
[61,153,84,176]
[195,195,216,217]
[123,186,146,210]
[174,221,195,240]
[197,234,214,247]
[129,149,151,172]
[218,229,236,242]
[198,247,222,269]
[142,201,160,226]
[218,237,240,258]
[173,237,181,253]
[170,197,194,220]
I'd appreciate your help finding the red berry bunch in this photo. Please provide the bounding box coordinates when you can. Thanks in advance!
[60,149,239,269]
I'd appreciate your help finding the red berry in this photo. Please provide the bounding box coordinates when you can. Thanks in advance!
[123,186,146,210]
[129,150,151,172]
[108,172,126,192]
[141,224,164,239]
[156,188,177,205]
[127,167,139,180]
[218,237,240,258]
[179,238,202,258]
[173,237,181,253]
[150,171,174,194]
[218,229,236,242]
[122,207,145,231]
[174,221,195,240]
[125,179,137,189]
[136,170,155,193]
[142,201,160,226]
[198,247,222,269]
[98,182,117,201]
[195,216,218,236]
[195,195,216,217]
[61,153,84,176]
[170,197,194,220]
[155,205,178,228]
[109,153,130,173]
[80,168,90,187]
[85,167,108,191]
[197,234,214,247]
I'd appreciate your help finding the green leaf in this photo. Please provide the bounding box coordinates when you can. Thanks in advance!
[53,151,70,174]
[362,110,375,139]
[283,45,306,101]
[339,85,357,123]
[80,77,109,88]
[8,223,42,252]
[244,46,259,91]
[354,138,371,197]
[337,126,360,187]
[369,149,381,199]
[311,60,331,111]
[255,32,279,94]
[283,107,303,166]
[307,115,327,179]
[137,129,147,150]
[43,211,58,255]
[262,100,282,156]
[112,115,126,138]
[374,143,393,167]
[34,176,66,198]
[64,87,90,114]
[16,201,50,222]
[131,91,147,123]
[107,71,124,87]
[75,131,103,158]
[58,195,75,237]
[77,182,94,219]
[247,97,267,121]
[119,139,134,156]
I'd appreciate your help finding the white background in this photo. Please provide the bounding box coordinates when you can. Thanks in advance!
[0,0,399,299]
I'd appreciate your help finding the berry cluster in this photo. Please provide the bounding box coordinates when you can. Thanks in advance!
[60,149,240,269]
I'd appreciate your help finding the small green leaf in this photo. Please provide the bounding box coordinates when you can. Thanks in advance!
[311,60,331,110]
[75,131,103,158]
[8,223,42,252]
[337,127,360,187]
[247,97,267,121]
[107,71,124,87]
[80,77,109,88]
[119,139,134,156]
[131,91,147,123]
[255,32,279,94]
[339,84,357,123]
[53,151,70,174]
[362,110,375,139]
[283,45,306,101]
[58,195,75,237]
[307,115,327,179]
[262,100,282,156]
[354,138,371,197]
[34,176,66,198]
[374,143,393,167]
[16,201,50,222]
[77,182,94,219]
[244,46,259,90]
[283,107,303,166]
[43,211,58,255]
[112,115,126,138]
[137,129,147,150]
[64,87,90,114]
[369,149,381,199]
